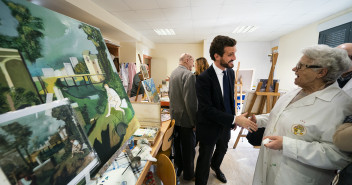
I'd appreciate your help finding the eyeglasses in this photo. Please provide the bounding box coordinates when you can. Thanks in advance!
[295,62,322,70]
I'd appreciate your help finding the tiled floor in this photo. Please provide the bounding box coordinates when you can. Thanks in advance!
[178,128,260,185]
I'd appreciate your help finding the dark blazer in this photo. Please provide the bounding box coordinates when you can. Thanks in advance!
[196,65,235,145]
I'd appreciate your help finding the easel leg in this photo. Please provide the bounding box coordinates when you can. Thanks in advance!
[233,128,244,149]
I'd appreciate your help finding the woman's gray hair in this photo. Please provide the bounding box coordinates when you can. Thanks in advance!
[302,44,351,84]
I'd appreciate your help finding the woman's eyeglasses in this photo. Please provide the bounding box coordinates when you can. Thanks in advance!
[295,62,322,70]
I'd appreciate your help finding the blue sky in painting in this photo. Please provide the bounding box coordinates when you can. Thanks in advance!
[0,0,100,76]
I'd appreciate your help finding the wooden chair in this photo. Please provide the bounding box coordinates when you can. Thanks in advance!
[156,154,176,185]
[157,119,175,158]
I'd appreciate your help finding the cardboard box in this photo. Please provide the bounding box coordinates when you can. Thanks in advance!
[131,102,161,145]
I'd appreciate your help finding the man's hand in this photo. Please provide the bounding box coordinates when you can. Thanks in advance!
[235,112,258,133]
[263,136,283,150]
[249,114,257,123]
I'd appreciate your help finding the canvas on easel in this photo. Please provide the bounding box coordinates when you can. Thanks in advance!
[237,69,254,93]
[140,64,149,80]
[142,78,160,103]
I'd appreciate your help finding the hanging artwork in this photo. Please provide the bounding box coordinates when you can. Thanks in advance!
[142,78,160,103]
[0,99,99,185]
[0,0,140,174]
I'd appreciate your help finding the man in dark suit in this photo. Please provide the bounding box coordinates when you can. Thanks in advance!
[169,53,197,181]
[195,35,258,185]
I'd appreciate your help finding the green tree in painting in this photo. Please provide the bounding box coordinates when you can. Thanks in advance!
[74,62,89,74]
[0,0,44,63]
[1,122,34,168]
[78,24,125,97]
[8,87,41,110]
[0,84,10,113]
[52,106,80,139]
[78,23,135,122]
[0,133,9,150]
[51,105,90,161]
[96,89,107,114]
[0,133,21,184]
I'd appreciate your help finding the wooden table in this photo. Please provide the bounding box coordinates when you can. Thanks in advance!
[135,120,171,185]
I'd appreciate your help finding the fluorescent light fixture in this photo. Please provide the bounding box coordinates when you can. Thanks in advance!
[232,26,258,33]
[154,29,176,35]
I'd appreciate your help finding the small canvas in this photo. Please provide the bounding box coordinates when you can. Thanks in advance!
[140,64,149,80]
[237,69,255,92]
[142,78,160,103]
[259,79,279,92]
[0,99,99,185]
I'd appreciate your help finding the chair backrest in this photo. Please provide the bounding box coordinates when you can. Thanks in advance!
[161,119,175,151]
[156,154,176,185]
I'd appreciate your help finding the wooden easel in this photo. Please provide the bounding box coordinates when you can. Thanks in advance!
[135,73,144,101]
[135,54,145,102]
[233,48,280,149]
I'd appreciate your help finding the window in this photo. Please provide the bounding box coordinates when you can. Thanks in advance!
[318,21,352,47]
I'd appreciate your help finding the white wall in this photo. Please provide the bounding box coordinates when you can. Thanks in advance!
[119,42,136,63]
[151,43,203,86]
[203,38,273,90]
[235,42,272,84]
[277,9,352,91]
[276,24,319,91]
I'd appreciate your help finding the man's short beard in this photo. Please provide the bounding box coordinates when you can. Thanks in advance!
[220,59,234,68]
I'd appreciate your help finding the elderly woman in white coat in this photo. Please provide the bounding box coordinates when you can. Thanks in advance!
[251,45,352,185]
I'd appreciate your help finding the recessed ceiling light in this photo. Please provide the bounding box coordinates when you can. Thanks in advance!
[154,29,176,35]
[232,26,258,33]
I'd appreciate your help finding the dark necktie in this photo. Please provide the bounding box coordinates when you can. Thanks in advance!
[223,70,232,114]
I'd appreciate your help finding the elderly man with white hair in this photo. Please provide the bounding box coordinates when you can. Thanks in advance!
[169,53,197,181]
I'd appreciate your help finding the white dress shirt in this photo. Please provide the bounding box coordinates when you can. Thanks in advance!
[212,64,236,124]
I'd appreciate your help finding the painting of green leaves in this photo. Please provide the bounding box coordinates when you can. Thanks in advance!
[0,100,99,185]
[0,0,140,178]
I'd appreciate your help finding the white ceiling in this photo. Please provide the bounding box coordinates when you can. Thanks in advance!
[31,0,352,45]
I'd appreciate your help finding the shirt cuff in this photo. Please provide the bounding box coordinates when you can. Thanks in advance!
[231,115,236,128]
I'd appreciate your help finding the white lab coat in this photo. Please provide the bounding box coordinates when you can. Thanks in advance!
[342,78,352,92]
[342,79,352,98]
[253,82,352,185]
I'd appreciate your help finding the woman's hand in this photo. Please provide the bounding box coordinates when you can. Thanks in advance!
[235,112,258,133]
[263,136,283,150]
[249,114,257,123]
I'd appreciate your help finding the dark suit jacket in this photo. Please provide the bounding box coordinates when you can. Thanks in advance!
[196,65,235,145]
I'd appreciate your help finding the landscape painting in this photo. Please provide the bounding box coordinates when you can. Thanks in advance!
[0,100,98,185]
[142,78,160,103]
[0,0,140,173]
[0,48,43,114]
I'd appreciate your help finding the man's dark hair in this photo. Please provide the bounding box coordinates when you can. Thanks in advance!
[209,35,237,61]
